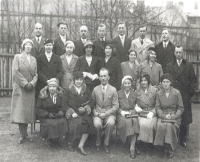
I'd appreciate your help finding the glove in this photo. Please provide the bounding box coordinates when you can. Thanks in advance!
[58,111,64,118]
[121,111,130,117]
[65,108,75,119]
[147,112,154,119]
[83,72,87,78]
[48,113,55,119]
[78,107,85,114]
[135,104,143,113]
[166,114,171,119]
[72,113,78,118]
[84,105,91,115]
[25,83,33,91]
[99,113,106,119]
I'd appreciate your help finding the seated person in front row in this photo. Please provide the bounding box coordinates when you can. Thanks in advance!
[36,78,68,148]
[116,75,140,159]
[154,73,184,158]
[92,68,119,154]
[62,71,93,156]
[135,73,158,145]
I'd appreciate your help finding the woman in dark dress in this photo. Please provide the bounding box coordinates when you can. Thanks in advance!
[62,71,93,156]
[117,76,140,159]
[74,41,100,93]
[154,74,184,158]
[36,78,68,148]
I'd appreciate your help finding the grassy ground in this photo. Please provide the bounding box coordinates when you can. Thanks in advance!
[0,97,199,162]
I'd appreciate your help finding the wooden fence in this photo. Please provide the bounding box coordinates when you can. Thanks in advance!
[1,50,200,100]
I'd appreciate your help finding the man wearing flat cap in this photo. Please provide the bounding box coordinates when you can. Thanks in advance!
[36,39,63,102]
[53,21,69,56]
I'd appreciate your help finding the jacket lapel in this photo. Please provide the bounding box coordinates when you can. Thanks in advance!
[38,37,44,52]
[103,85,111,104]
[20,52,35,76]
[172,60,187,79]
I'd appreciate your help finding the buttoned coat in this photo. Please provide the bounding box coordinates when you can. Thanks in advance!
[130,37,154,64]
[112,35,132,63]
[60,53,79,89]
[166,59,197,125]
[31,37,45,58]
[11,52,38,123]
[92,84,119,117]
[53,36,67,56]
[74,38,88,57]
[138,60,163,86]
[155,41,175,73]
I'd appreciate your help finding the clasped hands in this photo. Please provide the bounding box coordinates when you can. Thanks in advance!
[135,104,154,119]
[83,72,98,81]
[25,83,33,91]
[48,111,64,119]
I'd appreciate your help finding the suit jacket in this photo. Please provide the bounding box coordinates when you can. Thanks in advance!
[53,36,67,56]
[130,37,153,64]
[155,41,175,73]
[92,38,113,58]
[138,60,163,86]
[92,84,119,117]
[11,52,38,123]
[60,53,79,89]
[112,35,132,63]
[74,38,88,57]
[31,37,45,58]
[36,54,63,93]
[100,56,122,90]
[166,59,197,125]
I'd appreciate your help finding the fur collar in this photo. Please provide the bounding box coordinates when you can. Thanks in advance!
[39,85,63,99]
[69,82,86,95]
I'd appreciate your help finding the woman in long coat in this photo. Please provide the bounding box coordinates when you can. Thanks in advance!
[116,76,140,159]
[11,39,38,144]
[36,78,68,148]
[60,41,78,89]
[100,44,122,90]
[154,73,184,158]
[74,41,100,93]
[138,47,163,87]
[135,74,157,144]
[62,71,93,156]
[121,49,139,90]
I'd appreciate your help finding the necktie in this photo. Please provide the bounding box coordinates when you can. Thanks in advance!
[164,43,166,49]
[102,86,105,101]
[121,37,124,47]
[37,37,40,44]
[141,39,143,45]
[51,95,56,104]
[178,60,181,66]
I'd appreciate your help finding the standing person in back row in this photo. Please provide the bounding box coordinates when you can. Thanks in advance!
[130,25,153,64]
[155,28,175,73]
[112,22,132,63]
[53,21,68,56]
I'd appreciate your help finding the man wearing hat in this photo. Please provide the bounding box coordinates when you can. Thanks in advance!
[53,21,69,56]
[36,39,63,102]
[31,23,45,58]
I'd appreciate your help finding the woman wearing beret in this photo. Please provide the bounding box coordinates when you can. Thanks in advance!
[121,49,139,90]
[138,47,163,88]
[60,41,79,89]
[62,71,93,156]
[11,38,38,144]
[154,74,184,158]
[135,74,158,145]
[74,41,100,93]
[116,76,140,159]
[36,78,68,148]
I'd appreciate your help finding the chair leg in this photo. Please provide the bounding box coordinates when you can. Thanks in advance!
[31,123,33,134]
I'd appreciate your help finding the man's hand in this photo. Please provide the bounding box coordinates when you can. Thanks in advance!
[72,113,79,118]
[99,113,106,119]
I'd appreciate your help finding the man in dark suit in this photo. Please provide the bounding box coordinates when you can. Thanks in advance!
[155,28,175,73]
[74,25,89,57]
[166,46,197,147]
[31,23,45,58]
[53,21,68,56]
[36,39,63,102]
[112,22,132,63]
[93,24,112,59]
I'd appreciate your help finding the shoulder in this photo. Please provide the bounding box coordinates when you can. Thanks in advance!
[93,85,101,92]
[146,38,153,44]
[171,87,181,95]
[108,84,117,92]
[132,38,139,43]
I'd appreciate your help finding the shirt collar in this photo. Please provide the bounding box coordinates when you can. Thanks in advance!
[99,37,105,41]
[163,40,169,46]
[177,59,182,63]
[45,52,53,58]
[35,36,42,40]
[101,84,108,91]
[119,34,125,39]
[60,34,66,38]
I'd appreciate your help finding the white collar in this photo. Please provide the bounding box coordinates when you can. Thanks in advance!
[60,34,66,38]
[45,52,53,58]
[35,36,42,40]
[163,40,169,46]
[119,34,125,39]
[101,84,108,91]
[177,59,182,63]
[99,37,105,41]
[124,90,130,98]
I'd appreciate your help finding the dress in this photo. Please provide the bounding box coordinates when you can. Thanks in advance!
[136,85,157,143]
[154,87,184,150]
[62,83,93,141]
[116,89,139,143]
[36,90,68,140]
[11,52,38,124]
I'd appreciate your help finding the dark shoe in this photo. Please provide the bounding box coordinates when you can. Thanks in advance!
[168,149,174,158]
[24,136,33,142]
[68,143,74,152]
[77,147,87,156]
[180,141,187,147]
[164,147,168,157]
[130,150,136,159]
[104,145,110,154]
[96,146,100,152]
[135,147,140,155]
[18,137,24,144]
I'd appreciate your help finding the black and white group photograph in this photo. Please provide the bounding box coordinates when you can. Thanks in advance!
[0,0,199,161]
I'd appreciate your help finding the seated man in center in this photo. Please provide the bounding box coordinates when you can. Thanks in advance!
[92,68,119,154]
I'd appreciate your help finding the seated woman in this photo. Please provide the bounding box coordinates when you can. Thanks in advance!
[154,73,184,158]
[62,71,93,156]
[121,49,139,90]
[135,73,158,145]
[36,78,68,148]
[116,76,140,159]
